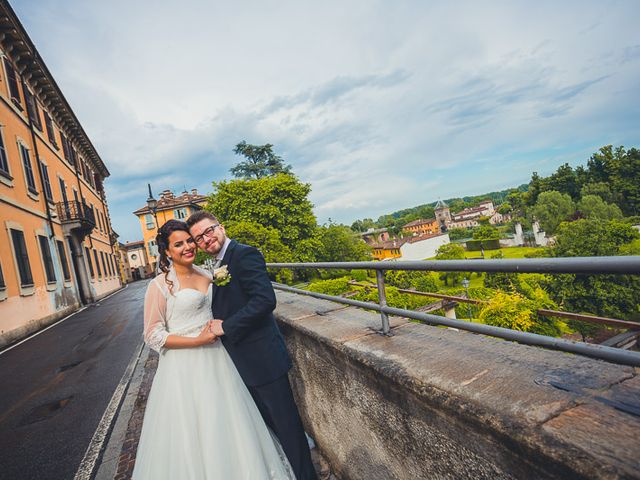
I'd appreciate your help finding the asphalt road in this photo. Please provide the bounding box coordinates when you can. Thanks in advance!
[0,280,148,480]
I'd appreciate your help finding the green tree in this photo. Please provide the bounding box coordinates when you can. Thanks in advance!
[435,243,466,286]
[384,270,438,292]
[532,190,575,235]
[585,145,640,216]
[553,219,638,257]
[610,147,640,216]
[479,291,561,337]
[307,277,352,296]
[447,228,470,241]
[576,195,623,221]
[549,220,640,328]
[224,220,294,283]
[580,182,613,203]
[526,172,544,206]
[351,218,376,232]
[472,224,499,240]
[317,224,371,262]
[483,251,519,291]
[208,173,318,261]
[545,163,581,199]
[230,141,292,179]
[497,203,512,215]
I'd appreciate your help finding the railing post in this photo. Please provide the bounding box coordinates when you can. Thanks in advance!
[375,270,391,335]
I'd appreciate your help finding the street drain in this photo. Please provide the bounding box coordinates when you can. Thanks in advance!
[20,396,73,425]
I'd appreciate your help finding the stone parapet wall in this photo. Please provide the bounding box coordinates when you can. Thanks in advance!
[274,291,640,480]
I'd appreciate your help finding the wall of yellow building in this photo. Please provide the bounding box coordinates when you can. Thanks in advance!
[0,45,120,347]
[372,248,401,261]
[402,220,439,237]
[136,205,203,268]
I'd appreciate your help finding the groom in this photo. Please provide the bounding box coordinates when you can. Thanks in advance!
[186,211,317,480]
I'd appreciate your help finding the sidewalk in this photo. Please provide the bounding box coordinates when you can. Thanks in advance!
[93,346,335,480]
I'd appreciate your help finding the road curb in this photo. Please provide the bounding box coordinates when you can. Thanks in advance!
[74,342,146,480]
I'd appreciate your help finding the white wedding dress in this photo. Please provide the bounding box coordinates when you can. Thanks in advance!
[132,267,295,479]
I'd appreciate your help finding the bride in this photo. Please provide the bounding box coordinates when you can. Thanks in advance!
[132,220,295,479]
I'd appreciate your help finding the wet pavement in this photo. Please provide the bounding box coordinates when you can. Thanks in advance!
[0,281,147,480]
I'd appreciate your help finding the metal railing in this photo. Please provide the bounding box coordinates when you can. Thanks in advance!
[267,256,640,367]
[56,200,96,226]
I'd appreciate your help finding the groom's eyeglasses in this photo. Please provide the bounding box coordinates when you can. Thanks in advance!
[193,224,220,245]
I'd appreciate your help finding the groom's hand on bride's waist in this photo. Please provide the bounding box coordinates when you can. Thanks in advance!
[209,319,225,337]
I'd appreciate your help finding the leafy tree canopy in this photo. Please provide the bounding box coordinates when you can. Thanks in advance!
[576,195,623,222]
[532,190,575,235]
[316,224,371,262]
[549,219,640,322]
[230,141,292,179]
[207,173,317,258]
[472,224,500,240]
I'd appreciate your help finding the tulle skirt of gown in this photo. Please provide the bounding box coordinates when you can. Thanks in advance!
[132,340,295,479]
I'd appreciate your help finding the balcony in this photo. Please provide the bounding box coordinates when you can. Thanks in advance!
[56,201,96,237]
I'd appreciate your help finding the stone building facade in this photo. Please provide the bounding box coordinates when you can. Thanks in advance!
[0,3,120,347]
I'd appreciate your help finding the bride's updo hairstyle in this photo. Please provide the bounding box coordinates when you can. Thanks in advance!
[156,219,191,292]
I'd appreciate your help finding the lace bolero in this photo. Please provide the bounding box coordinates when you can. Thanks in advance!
[143,265,212,352]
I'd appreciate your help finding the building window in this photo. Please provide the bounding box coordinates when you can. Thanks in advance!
[0,260,5,289]
[111,255,117,277]
[44,112,58,147]
[93,250,101,277]
[56,240,71,281]
[145,214,155,230]
[60,133,71,163]
[10,229,33,286]
[3,58,22,107]
[100,251,107,277]
[85,247,94,278]
[174,208,188,219]
[106,253,113,277]
[0,128,9,177]
[23,87,42,131]
[38,235,56,283]
[148,239,158,257]
[40,161,53,202]
[20,144,37,194]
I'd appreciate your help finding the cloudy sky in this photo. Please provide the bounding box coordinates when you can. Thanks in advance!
[13,0,640,242]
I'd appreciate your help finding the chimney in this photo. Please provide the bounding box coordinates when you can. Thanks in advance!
[191,188,198,195]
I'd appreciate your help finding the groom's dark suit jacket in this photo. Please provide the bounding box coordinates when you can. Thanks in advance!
[211,239,292,387]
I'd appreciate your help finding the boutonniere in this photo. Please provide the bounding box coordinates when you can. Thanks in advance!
[212,265,232,286]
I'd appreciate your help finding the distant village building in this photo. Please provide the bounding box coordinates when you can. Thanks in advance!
[117,242,133,283]
[0,4,121,348]
[122,241,153,280]
[402,218,440,236]
[398,233,451,261]
[372,239,405,260]
[133,188,207,273]
[434,200,451,230]
[371,232,450,261]
[434,199,505,230]
[360,228,390,246]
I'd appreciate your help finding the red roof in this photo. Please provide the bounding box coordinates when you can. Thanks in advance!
[133,189,207,215]
[405,232,446,244]
[403,218,437,228]
[372,238,408,250]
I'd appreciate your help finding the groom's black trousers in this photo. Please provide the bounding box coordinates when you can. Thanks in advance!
[248,375,318,480]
